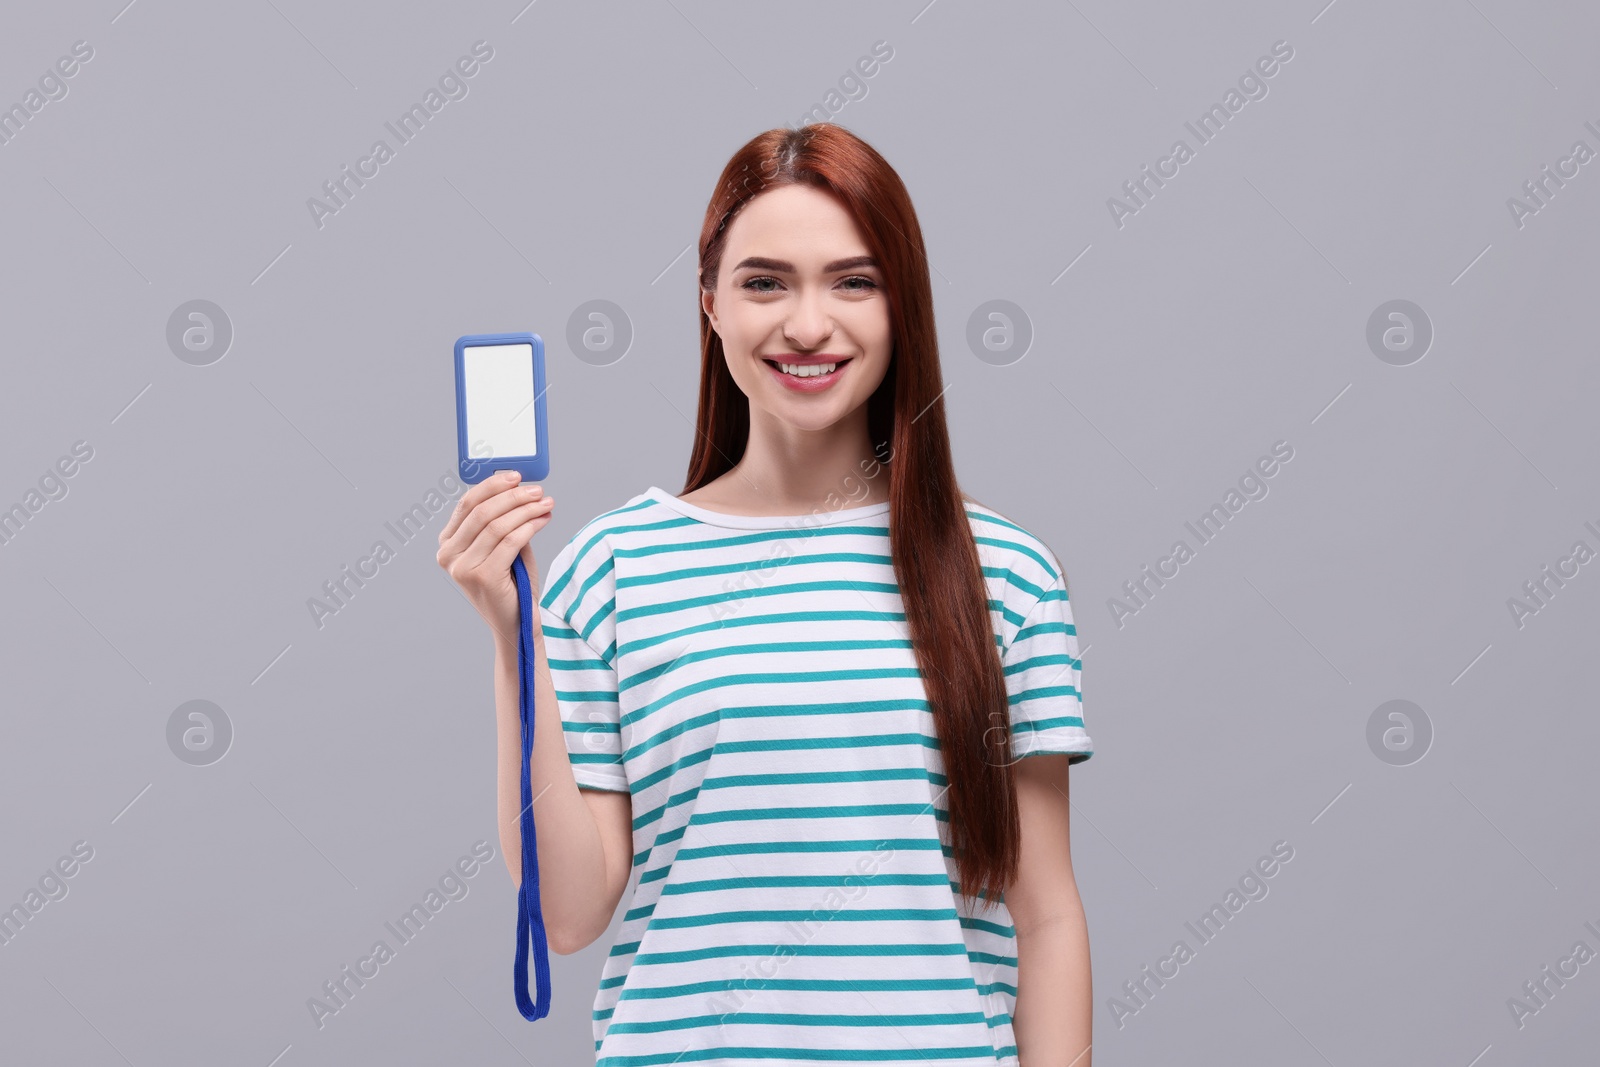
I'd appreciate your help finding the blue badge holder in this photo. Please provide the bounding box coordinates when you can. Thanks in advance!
[453,331,553,1020]
[454,332,549,484]
[509,551,551,1020]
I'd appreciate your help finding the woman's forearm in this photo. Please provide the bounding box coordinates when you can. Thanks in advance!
[490,626,610,953]
[1012,888,1093,1066]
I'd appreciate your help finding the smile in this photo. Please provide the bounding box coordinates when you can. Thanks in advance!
[762,357,852,391]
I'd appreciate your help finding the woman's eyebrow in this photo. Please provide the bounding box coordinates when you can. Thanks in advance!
[731,255,878,274]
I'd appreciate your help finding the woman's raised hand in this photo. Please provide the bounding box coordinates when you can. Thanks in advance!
[436,471,555,644]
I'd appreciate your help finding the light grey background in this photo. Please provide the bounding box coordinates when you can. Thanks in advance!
[2,0,1597,1064]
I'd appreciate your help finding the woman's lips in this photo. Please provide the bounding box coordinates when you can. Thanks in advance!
[763,357,852,392]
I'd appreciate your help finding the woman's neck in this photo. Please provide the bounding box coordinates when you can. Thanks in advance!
[684,409,890,513]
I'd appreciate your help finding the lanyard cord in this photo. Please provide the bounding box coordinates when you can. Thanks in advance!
[511,552,552,1020]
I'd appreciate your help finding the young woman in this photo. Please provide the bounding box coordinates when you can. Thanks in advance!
[438,124,1093,1066]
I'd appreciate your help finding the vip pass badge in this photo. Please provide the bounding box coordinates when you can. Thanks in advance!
[453,331,553,1019]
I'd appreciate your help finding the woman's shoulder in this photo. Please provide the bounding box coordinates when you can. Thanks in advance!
[539,488,671,607]
[958,492,1068,599]
[577,486,666,536]
[543,487,664,568]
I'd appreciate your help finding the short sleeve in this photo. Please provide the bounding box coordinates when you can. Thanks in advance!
[538,532,629,793]
[1002,575,1092,765]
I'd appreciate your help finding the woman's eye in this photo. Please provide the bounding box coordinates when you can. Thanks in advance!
[739,275,878,293]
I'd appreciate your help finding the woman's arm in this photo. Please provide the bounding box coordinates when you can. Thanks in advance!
[435,477,625,954]
[1005,753,1093,1065]
[489,620,617,954]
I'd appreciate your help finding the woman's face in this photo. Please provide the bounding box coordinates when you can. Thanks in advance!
[701,184,892,434]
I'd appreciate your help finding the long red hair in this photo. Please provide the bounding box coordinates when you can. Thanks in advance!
[685,124,1020,912]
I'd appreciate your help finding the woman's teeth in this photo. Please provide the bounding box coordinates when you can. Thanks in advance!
[777,362,838,377]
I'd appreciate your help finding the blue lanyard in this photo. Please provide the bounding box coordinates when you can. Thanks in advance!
[511,552,552,1020]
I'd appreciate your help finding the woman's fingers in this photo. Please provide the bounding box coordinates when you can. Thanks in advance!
[462,494,551,572]
[483,500,554,576]
[438,479,542,570]
[439,471,513,542]
[439,472,541,547]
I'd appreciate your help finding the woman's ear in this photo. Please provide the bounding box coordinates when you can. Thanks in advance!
[700,287,718,334]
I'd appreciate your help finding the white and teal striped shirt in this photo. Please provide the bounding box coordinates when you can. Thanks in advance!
[538,486,1092,1066]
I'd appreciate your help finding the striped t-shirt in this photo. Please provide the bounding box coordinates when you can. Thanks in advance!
[538,485,1092,1067]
